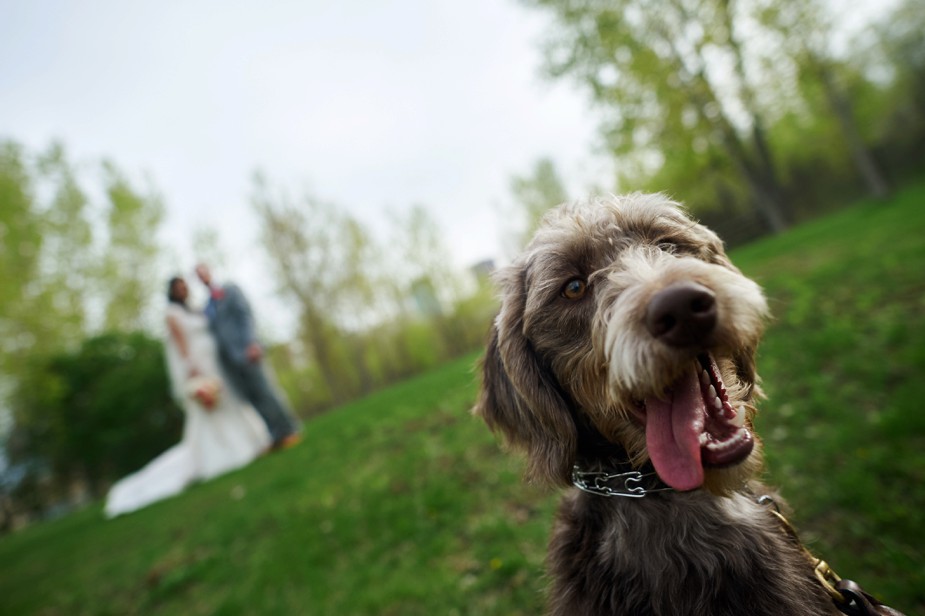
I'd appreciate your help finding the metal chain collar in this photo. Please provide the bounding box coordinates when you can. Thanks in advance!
[571,465,674,498]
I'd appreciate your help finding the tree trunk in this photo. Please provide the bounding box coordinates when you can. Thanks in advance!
[704,100,790,233]
[817,62,891,199]
[661,20,790,234]
[719,0,791,231]
[301,308,347,405]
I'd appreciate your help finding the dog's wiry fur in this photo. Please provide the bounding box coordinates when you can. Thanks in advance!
[475,194,840,615]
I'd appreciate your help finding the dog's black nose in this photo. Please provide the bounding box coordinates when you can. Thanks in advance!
[646,282,717,346]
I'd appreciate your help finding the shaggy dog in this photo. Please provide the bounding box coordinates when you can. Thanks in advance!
[474,194,843,615]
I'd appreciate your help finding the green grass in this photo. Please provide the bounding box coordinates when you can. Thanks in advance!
[1,357,554,615]
[734,181,925,611]
[2,182,924,614]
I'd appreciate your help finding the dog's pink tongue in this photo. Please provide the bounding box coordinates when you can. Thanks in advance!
[645,367,705,491]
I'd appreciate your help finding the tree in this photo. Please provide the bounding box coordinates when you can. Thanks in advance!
[0,142,44,380]
[251,175,379,404]
[526,0,792,231]
[9,332,183,496]
[525,0,914,222]
[251,174,495,408]
[34,143,95,340]
[757,0,890,199]
[389,205,469,355]
[1,140,172,515]
[97,161,165,332]
[0,143,167,345]
[0,141,95,384]
[509,157,569,251]
[881,0,925,114]
[862,0,925,179]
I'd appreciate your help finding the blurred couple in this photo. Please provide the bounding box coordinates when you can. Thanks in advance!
[105,264,301,518]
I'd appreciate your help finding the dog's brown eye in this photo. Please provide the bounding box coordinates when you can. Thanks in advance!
[562,278,588,300]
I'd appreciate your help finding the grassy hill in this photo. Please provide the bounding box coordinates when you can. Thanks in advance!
[2,182,923,615]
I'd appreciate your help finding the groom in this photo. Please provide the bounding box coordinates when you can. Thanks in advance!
[195,263,301,451]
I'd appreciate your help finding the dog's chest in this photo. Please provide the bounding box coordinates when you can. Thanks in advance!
[593,491,766,569]
[549,490,837,616]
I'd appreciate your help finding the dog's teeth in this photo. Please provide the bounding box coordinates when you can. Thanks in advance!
[700,370,710,386]
[707,384,717,399]
[713,396,723,410]
[731,406,746,428]
[705,430,748,453]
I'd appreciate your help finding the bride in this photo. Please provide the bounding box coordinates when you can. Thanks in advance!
[105,276,271,517]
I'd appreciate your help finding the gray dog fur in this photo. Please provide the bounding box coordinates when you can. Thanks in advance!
[475,194,840,615]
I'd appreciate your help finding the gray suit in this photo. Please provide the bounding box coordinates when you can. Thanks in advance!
[206,283,298,443]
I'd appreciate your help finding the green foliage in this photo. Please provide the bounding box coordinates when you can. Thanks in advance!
[392,204,465,309]
[0,139,172,512]
[33,143,94,337]
[98,161,166,332]
[252,175,493,412]
[524,0,922,234]
[865,0,925,176]
[530,0,773,180]
[0,144,42,382]
[10,331,183,494]
[0,354,551,615]
[1,181,922,614]
[0,139,167,381]
[508,157,569,251]
[732,180,925,608]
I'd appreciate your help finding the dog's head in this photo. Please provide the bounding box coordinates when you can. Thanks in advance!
[475,194,769,494]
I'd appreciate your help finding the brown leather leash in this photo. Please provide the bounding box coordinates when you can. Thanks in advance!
[758,495,907,616]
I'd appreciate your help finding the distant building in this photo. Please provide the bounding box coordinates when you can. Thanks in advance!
[411,277,443,317]
[469,259,495,284]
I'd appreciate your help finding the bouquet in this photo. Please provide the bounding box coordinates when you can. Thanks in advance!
[186,375,222,410]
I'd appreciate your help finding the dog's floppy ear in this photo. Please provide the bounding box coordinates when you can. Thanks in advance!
[474,270,577,487]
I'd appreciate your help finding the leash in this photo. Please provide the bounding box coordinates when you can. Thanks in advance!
[757,495,907,616]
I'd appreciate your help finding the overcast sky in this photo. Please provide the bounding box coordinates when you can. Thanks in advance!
[1,0,613,336]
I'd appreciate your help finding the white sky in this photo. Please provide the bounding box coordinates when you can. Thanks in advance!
[1,0,612,337]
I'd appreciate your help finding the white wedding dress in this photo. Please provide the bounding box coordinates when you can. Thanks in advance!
[104,304,271,517]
